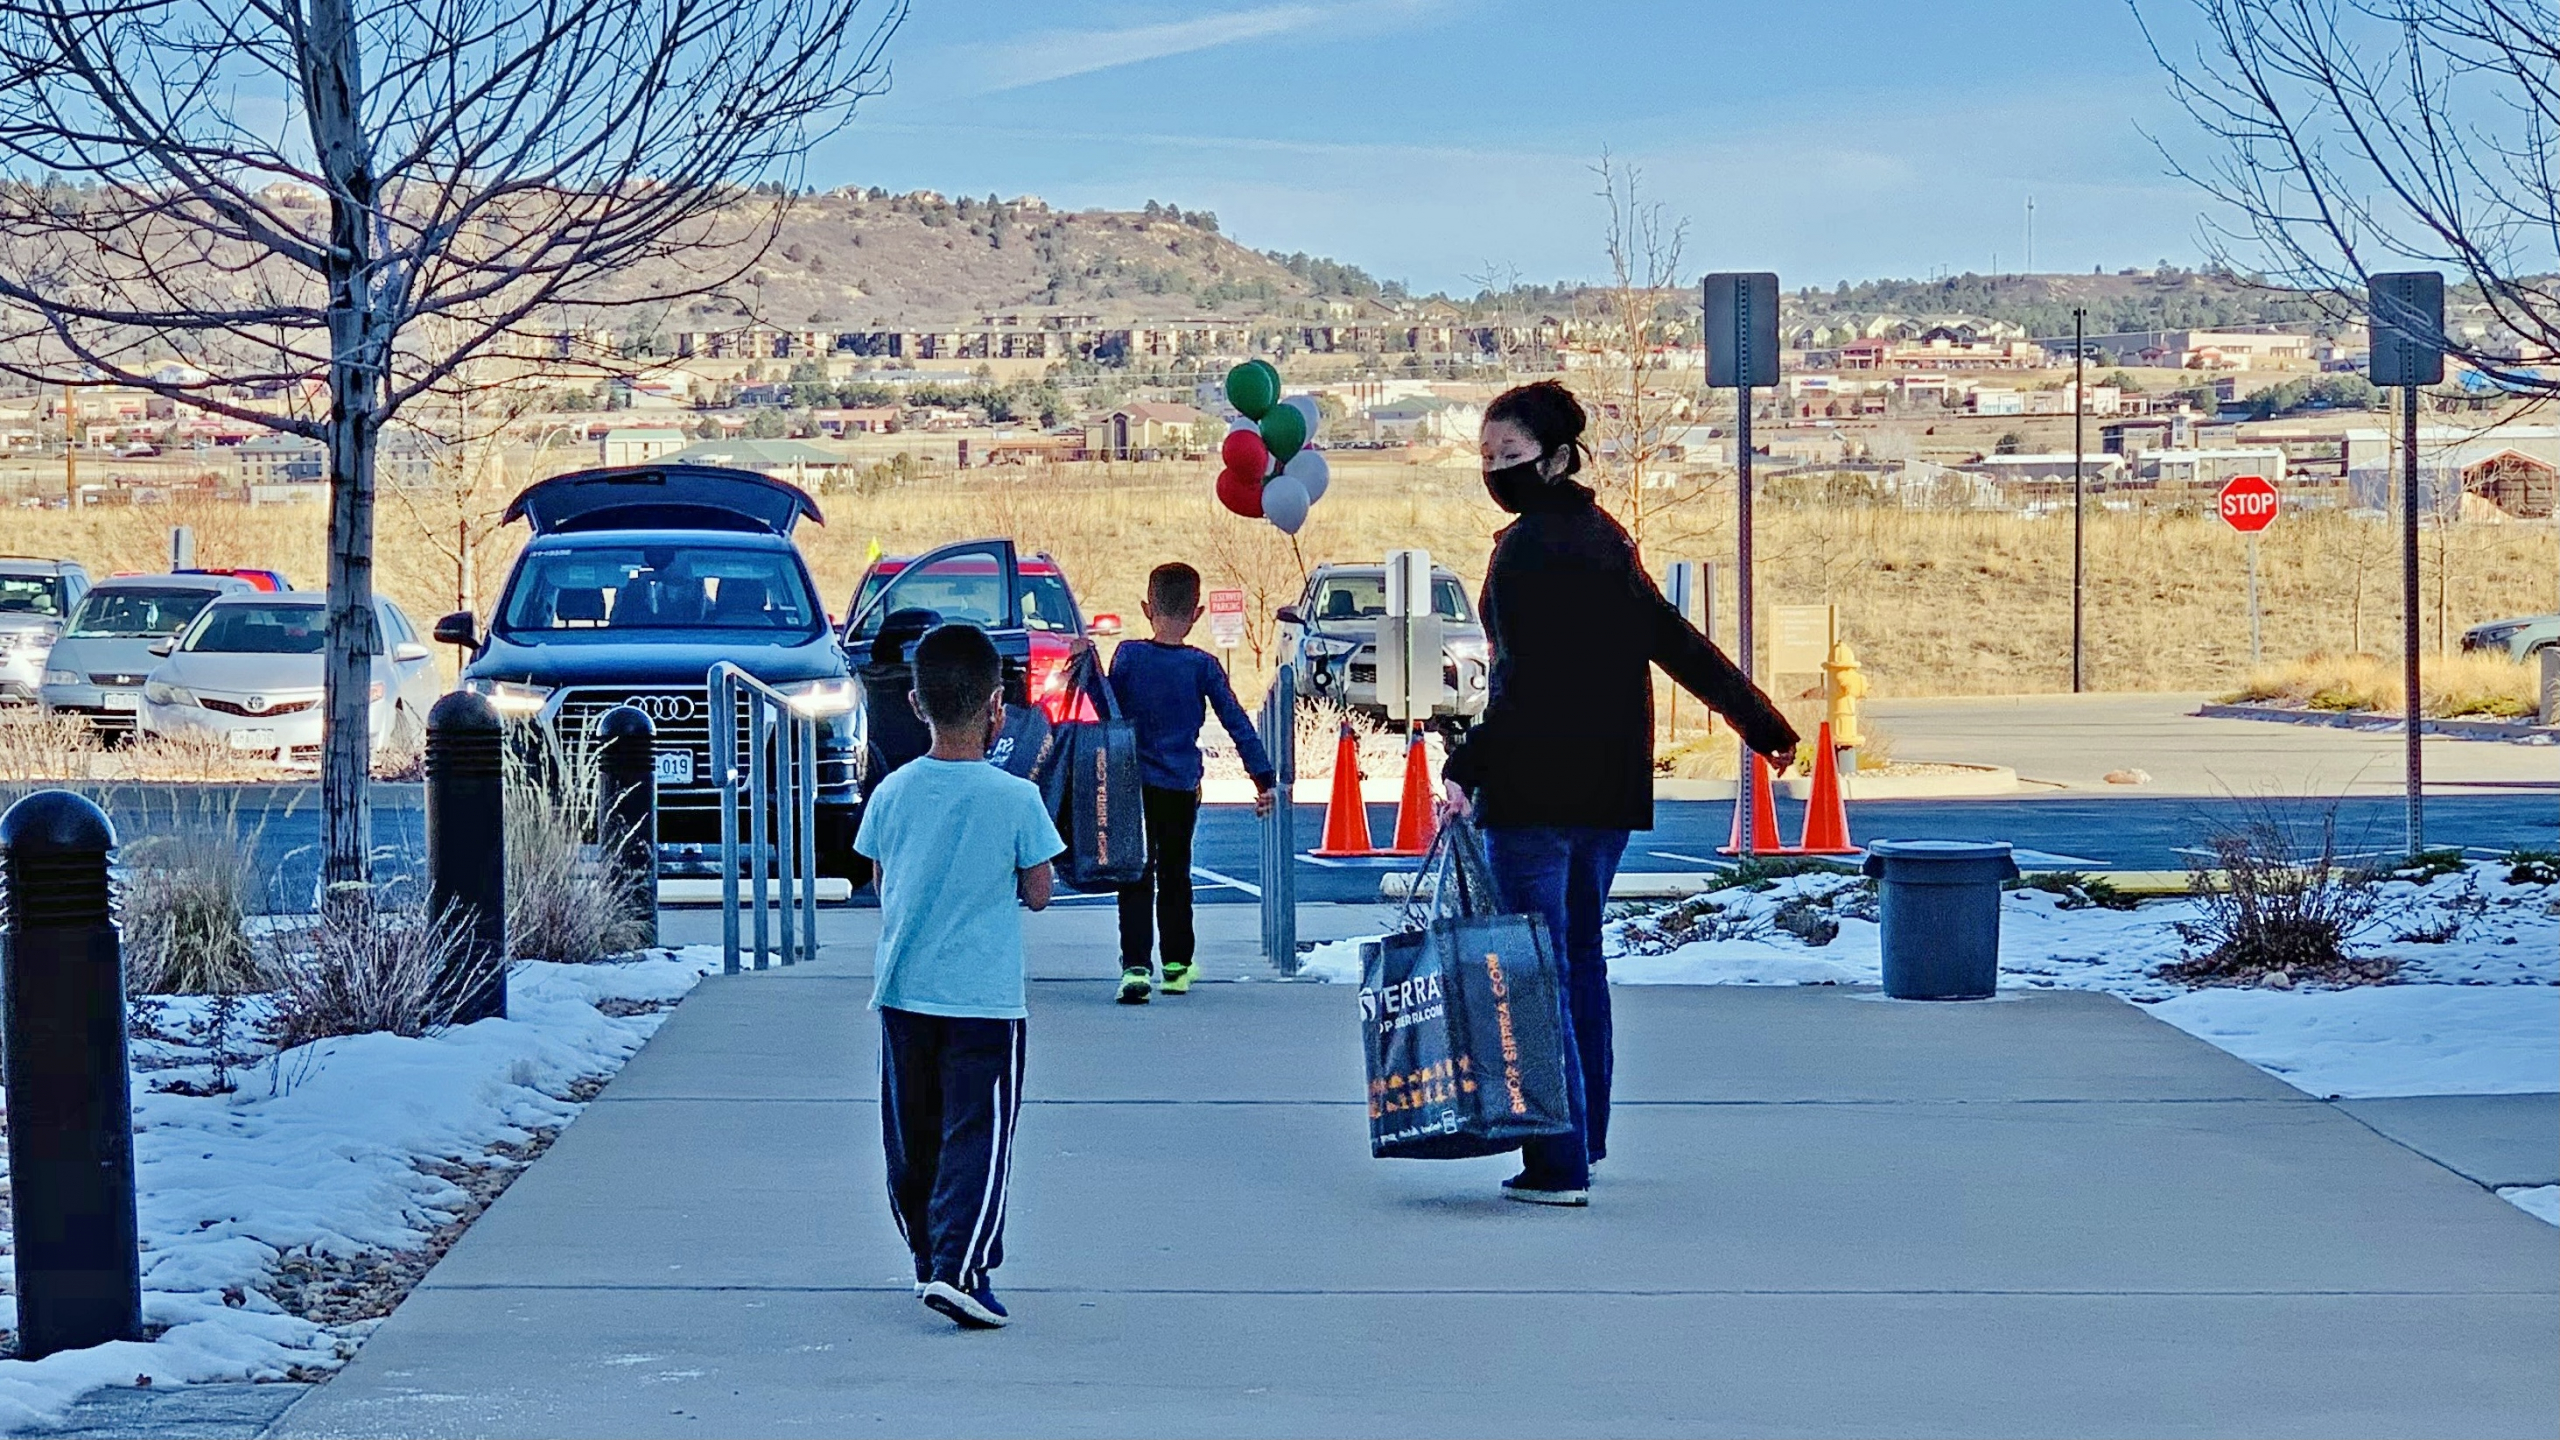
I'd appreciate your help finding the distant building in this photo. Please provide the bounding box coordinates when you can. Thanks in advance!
[654,437,849,488]
[598,428,689,467]
[1967,388,2025,416]
[1102,403,1212,459]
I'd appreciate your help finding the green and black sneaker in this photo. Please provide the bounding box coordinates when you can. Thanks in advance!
[1116,967,1153,1004]
[1160,961,1196,995]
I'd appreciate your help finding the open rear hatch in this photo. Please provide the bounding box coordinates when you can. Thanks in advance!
[505,465,823,536]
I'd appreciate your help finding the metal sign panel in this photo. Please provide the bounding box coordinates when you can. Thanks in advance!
[2217,475,2279,533]
[1379,549,1438,723]
[2369,272,2446,386]
[1703,272,1780,389]
[1769,603,1835,677]
[1206,587,1246,650]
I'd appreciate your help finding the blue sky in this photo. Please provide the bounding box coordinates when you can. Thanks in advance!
[817,0,2231,295]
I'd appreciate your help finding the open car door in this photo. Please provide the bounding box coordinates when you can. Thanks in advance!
[845,540,1044,782]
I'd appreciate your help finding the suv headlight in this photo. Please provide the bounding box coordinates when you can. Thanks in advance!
[1303,634,1360,663]
[461,677,552,717]
[144,679,196,707]
[779,677,858,718]
[43,667,79,687]
[1444,636,1488,664]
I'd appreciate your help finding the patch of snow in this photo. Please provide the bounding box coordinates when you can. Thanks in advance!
[2496,1185,2560,1225]
[0,947,718,1434]
[2145,985,2560,1098]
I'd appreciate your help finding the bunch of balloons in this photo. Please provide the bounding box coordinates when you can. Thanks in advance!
[1214,359,1330,535]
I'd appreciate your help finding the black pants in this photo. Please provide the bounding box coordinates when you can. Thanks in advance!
[879,1007,1025,1291]
[1116,784,1200,972]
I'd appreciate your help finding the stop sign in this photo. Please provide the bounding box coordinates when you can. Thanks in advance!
[2219,474,2280,533]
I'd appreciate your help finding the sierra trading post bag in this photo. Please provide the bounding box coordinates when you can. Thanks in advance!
[1361,818,1574,1160]
[1032,647,1147,888]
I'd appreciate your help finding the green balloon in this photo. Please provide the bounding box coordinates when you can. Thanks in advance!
[1225,362,1279,420]
[1258,401,1307,465]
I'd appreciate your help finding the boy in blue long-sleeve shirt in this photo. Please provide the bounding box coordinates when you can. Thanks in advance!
[1105,562,1275,1003]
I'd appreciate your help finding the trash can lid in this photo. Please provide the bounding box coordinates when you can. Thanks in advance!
[1864,839,2014,862]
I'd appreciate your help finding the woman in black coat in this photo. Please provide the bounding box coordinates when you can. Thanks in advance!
[1442,380,1799,1206]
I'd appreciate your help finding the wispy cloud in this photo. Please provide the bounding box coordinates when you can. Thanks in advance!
[968,1,1434,92]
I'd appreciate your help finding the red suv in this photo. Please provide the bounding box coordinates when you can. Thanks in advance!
[841,544,1117,722]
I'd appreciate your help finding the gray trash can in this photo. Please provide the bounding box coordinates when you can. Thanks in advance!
[1861,839,2020,1000]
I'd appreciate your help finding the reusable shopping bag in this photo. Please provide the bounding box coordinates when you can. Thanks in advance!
[1362,817,1574,1159]
[1032,647,1147,888]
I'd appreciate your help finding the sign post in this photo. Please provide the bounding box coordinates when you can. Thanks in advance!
[2370,272,2446,856]
[1205,587,1245,672]
[1665,561,1699,737]
[1704,272,1779,851]
[2217,474,2279,667]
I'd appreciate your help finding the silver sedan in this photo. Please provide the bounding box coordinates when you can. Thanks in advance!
[139,593,438,762]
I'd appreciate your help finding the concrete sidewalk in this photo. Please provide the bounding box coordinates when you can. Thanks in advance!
[274,927,2557,1438]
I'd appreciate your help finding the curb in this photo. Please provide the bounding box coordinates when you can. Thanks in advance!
[2196,702,2557,744]
[1655,764,2019,801]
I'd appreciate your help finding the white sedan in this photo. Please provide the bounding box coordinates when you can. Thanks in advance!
[139,593,438,762]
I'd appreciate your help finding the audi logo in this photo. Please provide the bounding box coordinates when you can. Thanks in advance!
[631,693,698,723]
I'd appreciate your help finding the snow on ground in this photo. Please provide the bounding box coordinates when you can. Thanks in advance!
[1297,861,2559,1100]
[2497,1186,2560,1225]
[0,945,723,1434]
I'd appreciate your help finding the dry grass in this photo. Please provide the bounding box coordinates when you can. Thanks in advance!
[120,820,268,995]
[0,712,425,783]
[2,458,2550,706]
[261,894,499,1051]
[503,726,652,963]
[2229,650,2542,719]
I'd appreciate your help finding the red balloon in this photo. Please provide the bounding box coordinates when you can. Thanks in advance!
[1215,464,1265,518]
[1220,428,1270,479]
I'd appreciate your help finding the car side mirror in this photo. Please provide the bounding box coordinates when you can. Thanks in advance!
[1088,612,1123,638]
[393,641,431,663]
[433,611,478,648]
[147,637,175,657]
[1275,606,1304,626]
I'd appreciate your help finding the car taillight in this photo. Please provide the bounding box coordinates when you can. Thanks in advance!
[1027,641,1099,723]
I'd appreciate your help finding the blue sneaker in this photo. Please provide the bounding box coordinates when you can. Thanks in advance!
[922,1279,1009,1328]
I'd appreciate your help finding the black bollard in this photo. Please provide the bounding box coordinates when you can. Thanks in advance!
[427,691,508,1023]
[594,705,659,948]
[0,790,141,1360]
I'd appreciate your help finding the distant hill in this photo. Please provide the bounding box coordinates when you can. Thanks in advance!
[643,189,1383,331]
[1785,269,2342,339]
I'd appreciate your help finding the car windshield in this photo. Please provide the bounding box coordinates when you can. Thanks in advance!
[0,575,67,617]
[185,603,325,654]
[499,545,820,634]
[1022,573,1079,634]
[66,587,219,638]
[1308,575,1472,623]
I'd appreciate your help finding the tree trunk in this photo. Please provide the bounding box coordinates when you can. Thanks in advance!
[306,0,380,895]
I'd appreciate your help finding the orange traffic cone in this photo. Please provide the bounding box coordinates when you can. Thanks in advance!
[1309,722,1378,857]
[1717,752,1784,856]
[1793,721,1858,855]
[1384,729,1437,856]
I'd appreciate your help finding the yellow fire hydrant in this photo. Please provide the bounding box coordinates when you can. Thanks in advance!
[1823,640,1867,749]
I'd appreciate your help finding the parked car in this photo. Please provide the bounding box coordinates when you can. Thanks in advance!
[2460,613,2560,661]
[440,464,862,878]
[42,572,256,738]
[0,556,92,704]
[138,592,437,763]
[1275,563,1488,735]
[176,567,292,592]
[840,548,1118,723]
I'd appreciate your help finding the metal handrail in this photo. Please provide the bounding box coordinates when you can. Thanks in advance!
[1259,663,1298,974]
[711,661,820,975]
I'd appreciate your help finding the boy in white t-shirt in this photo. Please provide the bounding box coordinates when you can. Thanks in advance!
[853,622,1064,1329]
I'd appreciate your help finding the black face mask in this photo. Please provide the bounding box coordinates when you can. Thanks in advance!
[1483,457,1551,513]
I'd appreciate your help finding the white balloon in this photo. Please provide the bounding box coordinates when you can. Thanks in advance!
[1261,474,1311,534]
[1282,393,1322,441]
[1284,448,1329,504]
[1229,418,1257,434]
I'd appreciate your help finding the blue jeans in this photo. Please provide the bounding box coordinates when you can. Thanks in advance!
[1481,825,1630,1190]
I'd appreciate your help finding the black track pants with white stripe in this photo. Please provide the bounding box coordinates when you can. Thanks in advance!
[880,1008,1026,1291]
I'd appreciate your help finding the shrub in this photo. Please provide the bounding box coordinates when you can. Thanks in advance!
[262,895,497,1051]
[504,727,651,963]
[2165,810,2386,984]
[2503,848,2559,886]
[2005,870,2138,911]
[121,826,268,996]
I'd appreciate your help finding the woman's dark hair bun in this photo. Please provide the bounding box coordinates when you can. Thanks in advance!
[1485,380,1587,472]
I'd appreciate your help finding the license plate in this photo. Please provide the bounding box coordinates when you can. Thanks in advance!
[102,691,139,712]
[654,749,695,787]
[226,728,277,751]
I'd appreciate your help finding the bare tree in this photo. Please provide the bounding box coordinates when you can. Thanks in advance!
[1583,151,1727,555]
[0,0,905,890]
[2141,0,2560,389]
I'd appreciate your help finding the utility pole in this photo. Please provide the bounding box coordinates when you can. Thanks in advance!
[61,384,76,505]
[2072,307,2086,692]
